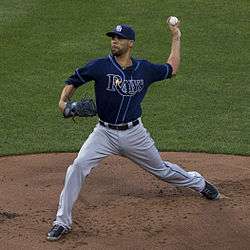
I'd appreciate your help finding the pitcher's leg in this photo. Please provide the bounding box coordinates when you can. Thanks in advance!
[53,124,119,228]
[123,124,205,192]
[162,161,205,191]
[54,163,85,228]
[127,145,205,192]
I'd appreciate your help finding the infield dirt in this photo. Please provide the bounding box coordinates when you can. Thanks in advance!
[0,152,249,250]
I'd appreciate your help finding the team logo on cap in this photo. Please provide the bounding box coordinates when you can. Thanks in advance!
[116,25,122,32]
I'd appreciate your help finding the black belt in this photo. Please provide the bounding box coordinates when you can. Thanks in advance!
[99,119,139,130]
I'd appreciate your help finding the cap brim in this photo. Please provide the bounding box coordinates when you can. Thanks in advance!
[106,31,129,39]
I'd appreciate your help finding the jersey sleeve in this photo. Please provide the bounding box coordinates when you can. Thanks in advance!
[65,59,98,87]
[146,62,173,83]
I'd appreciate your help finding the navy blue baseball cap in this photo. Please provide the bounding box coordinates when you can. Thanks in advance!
[106,24,135,41]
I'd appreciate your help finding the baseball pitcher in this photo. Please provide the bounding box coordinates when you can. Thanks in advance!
[47,17,220,241]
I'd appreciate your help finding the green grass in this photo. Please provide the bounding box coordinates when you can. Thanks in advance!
[0,0,249,156]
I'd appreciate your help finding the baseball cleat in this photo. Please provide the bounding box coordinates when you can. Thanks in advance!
[201,181,220,200]
[47,224,70,241]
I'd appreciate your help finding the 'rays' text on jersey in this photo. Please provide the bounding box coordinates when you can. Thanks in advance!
[106,74,144,96]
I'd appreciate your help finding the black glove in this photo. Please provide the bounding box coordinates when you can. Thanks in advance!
[63,98,97,118]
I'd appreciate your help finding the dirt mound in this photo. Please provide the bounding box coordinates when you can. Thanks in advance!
[0,152,249,249]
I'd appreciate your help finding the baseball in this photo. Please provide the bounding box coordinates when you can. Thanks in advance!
[168,16,179,26]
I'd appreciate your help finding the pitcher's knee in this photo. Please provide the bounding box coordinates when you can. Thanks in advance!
[66,163,82,178]
[73,157,92,178]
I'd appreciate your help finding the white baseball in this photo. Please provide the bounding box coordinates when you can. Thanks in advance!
[168,16,179,26]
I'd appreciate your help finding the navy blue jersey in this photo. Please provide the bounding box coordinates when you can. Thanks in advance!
[65,54,172,124]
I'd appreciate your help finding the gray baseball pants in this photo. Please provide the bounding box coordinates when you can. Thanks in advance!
[54,119,205,228]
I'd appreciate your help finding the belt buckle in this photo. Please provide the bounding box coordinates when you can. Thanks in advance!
[127,121,133,129]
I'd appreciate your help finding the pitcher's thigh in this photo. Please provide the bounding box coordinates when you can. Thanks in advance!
[74,125,118,169]
[123,125,164,171]
[126,143,164,172]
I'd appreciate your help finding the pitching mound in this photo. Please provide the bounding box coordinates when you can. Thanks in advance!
[0,152,249,250]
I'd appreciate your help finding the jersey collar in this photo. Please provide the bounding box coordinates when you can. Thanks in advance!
[109,54,138,71]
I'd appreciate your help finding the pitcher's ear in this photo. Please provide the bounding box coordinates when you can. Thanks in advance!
[128,40,134,48]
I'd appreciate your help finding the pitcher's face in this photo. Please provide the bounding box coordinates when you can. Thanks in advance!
[111,35,133,56]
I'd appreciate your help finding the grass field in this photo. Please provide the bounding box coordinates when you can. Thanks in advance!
[0,0,249,156]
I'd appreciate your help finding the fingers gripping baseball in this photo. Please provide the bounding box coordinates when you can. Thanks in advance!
[167,16,181,37]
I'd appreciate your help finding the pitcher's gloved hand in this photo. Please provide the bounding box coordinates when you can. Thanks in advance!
[63,98,97,118]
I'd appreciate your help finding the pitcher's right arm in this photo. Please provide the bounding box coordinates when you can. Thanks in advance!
[166,17,181,76]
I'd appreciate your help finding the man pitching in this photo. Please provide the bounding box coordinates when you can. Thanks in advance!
[47,17,220,241]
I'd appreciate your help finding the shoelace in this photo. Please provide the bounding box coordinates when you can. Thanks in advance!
[52,224,62,232]
[202,184,217,196]
[203,188,213,194]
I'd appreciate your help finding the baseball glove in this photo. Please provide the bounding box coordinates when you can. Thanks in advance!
[63,98,97,118]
